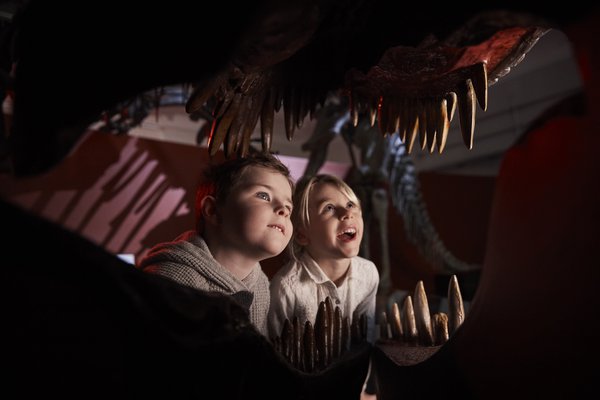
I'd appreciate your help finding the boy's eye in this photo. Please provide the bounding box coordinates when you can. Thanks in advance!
[347,202,356,209]
[256,192,270,201]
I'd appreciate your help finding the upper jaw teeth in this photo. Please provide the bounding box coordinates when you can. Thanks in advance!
[269,225,283,233]
[339,228,356,235]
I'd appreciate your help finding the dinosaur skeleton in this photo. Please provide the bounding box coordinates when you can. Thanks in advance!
[300,97,478,279]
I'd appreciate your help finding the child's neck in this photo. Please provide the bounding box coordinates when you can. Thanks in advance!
[205,238,257,281]
[311,255,350,287]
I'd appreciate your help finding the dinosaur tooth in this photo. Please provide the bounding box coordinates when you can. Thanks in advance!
[303,320,315,373]
[426,100,437,154]
[457,79,476,150]
[369,100,378,127]
[398,98,407,142]
[448,274,465,334]
[325,296,334,363]
[418,100,428,151]
[380,311,390,339]
[406,103,419,154]
[414,280,434,346]
[260,88,275,152]
[471,62,488,111]
[240,98,263,157]
[341,316,350,353]
[333,306,342,358]
[208,93,241,156]
[185,75,223,114]
[292,316,301,367]
[432,312,449,345]
[377,96,390,135]
[402,295,418,344]
[390,301,403,340]
[284,86,296,141]
[315,301,328,368]
[436,98,449,154]
[446,91,457,122]
[350,92,359,127]
[281,318,293,362]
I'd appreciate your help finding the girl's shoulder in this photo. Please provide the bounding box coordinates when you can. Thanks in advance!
[352,256,380,280]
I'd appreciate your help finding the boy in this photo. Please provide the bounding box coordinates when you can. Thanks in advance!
[138,152,294,336]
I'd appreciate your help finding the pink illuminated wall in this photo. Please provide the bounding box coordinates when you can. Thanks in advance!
[0,130,350,263]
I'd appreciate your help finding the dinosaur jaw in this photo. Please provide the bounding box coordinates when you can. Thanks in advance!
[344,26,548,154]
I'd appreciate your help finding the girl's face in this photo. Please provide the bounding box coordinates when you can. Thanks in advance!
[298,182,363,263]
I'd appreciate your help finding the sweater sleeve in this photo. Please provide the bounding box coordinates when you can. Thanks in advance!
[142,262,207,291]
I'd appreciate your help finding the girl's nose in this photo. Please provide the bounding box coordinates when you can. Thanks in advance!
[277,204,290,217]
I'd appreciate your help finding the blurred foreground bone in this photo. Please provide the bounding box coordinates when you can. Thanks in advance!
[379,275,465,346]
[272,296,368,372]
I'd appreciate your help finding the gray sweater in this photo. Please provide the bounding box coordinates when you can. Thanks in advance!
[138,231,270,336]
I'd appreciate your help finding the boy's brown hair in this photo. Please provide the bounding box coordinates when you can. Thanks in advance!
[194,152,294,233]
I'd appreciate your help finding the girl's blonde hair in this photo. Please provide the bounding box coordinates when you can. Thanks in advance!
[289,174,361,261]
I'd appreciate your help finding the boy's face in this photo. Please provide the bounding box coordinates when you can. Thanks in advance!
[300,182,363,262]
[217,165,293,260]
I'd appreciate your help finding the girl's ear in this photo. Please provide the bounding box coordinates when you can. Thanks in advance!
[200,195,219,226]
[295,228,309,246]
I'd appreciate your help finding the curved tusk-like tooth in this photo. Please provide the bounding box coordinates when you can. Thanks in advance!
[351,314,361,346]
[426,100,437,154]
[360,313,368,341]
[471,62,488,112]
[436,98,449,154]
[185,76,222,114]
[398,99,408,142]
[390,302,404,340]
[261,88,275,152]
[284,87,296,141]
[325,297,334,363]
[378,96,390,135]
[380,311,389,339]
[315,301,329,368]
[414,280,434,346]
[333,306,342,358]
[368,100,377,127]
[350,92,359,127]
[292,316,301,367]
[303,320,315,372]
[281,318,293,361]
[208,93,242,156]
[224,118,241,158]
[402,295,418,344]
[389,98,400,136]
[457,79,476,150]
[418,101,428,151]
[407,115,419,154]
[239,98,262,157]
[448,274,465,334]
[341,316,350,353]
[406,100,419,153]
[296,89,307,129]
[432,312,449,345]
[446,92,457,122]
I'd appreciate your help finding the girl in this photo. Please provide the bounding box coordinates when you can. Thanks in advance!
[268,174,379,343]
